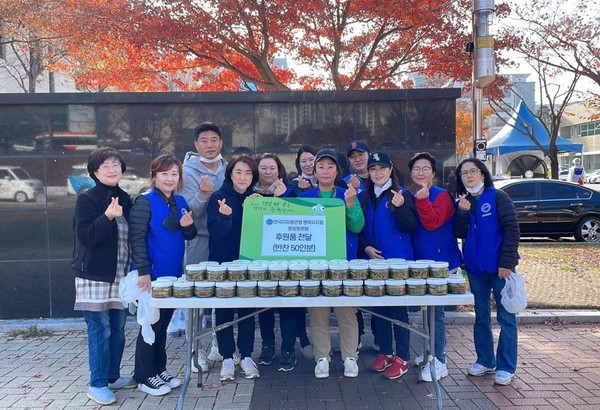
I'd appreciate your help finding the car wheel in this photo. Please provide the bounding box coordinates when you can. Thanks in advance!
[14,191,28,203]
[575,216,600,243]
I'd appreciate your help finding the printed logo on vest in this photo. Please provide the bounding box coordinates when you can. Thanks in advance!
[481,202,492,217]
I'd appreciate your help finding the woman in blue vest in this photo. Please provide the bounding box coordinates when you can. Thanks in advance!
[130,154,197,396]
[207,154,261,381]
[299,149,365,379]
[408,152,462,382]
[359,152,417,380]
[453,158,520,386]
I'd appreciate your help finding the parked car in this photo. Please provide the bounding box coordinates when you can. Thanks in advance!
[494,179,600,242]
[559,169,568,181]
[0,166,44,203]
[585,169,600,184]
[67,165,149,195]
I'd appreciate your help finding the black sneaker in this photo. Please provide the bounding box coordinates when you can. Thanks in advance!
[258,345,275,365]
[138,375,171,396]
[278,352,297,372]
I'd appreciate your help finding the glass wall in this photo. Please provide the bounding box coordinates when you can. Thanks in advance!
[0,89,460,318]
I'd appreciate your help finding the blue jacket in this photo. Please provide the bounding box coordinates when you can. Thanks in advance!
[130,188,197,279]
[413,186,462,270]
[207,181,253,263]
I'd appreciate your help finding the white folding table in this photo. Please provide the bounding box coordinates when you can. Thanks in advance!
[152,293,474,410]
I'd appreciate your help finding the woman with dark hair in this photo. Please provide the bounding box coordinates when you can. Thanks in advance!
[130,154,197,396]
[253,152,290,196]
[299,149,364,379]
[359,151,417,380]
[289,145,318,195]
[72,147,135,405]
[408,152,462,382]
[453,157,520,386]
[207,154,262,381]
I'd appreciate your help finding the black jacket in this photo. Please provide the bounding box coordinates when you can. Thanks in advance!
[71,183,132,283]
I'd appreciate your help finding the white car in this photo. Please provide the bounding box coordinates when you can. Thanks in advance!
[585,169,600,184]
[0,166,45,203]
[67,165,149,195]
[559,170,568,181]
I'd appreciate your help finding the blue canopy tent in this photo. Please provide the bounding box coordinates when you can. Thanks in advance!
[487,101,583,155]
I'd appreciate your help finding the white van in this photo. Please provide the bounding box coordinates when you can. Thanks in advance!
[0,166,45,203]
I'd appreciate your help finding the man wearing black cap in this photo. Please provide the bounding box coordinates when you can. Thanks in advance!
[343,140,370,193]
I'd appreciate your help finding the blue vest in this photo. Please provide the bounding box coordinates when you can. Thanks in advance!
[363,191,414,259]
[145,189,188,280]
[462,188,502,277]
[300,186,358,259]
[413,186,462,270]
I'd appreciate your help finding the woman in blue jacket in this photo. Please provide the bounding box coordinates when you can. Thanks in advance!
[207,154,260,381]
[130,154,197,396]
[359,151,416,380]
[453,158,520,386]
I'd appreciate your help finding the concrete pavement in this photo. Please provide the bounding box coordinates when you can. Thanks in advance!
[1,309,600,409]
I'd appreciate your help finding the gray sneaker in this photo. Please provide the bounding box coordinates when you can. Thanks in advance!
[494,370,515,385]
[467,362,496,376]
[108,376,136,389]
[240,357,260,379]
[87,386,116,405]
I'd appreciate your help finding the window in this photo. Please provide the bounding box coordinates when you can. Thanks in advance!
[540,183,578,200]
[579,121,600,138]
[503,183,536,202]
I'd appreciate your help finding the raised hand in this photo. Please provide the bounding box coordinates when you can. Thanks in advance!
[105,197,122,220]
[273,178,287,197]
[457,194,471,211]
[414,182,430,200]
[218,198,232,216]
[297,175,310,189]
[344,183,357,207]
[348,174,361,190]
[199,175,215,195]
[390,189,405,207]
[180,209,194,227]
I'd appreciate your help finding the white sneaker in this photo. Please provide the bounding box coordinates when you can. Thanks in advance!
[414,354,425,366]
[240,357,260,379]
[138,375,171,396]
[208,337,223,362]
[192,349,209,373]
[467,362,496,377]
[314,357,329,379]
[494,370,515,385]
[343,357,359,378]
[421,358,448,382]
[220,358,235,381]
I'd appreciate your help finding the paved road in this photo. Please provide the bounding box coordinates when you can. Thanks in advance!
[1,310,600,409]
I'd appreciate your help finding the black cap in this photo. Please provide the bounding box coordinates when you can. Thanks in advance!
[315,149,340,166]
[367,152,393,169]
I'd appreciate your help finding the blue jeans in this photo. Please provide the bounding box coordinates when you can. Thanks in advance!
[468,273,518,373]
[83,309,127,388]
[426,306,446,363]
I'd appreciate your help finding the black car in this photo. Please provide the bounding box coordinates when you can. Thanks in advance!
[494,179,600,243]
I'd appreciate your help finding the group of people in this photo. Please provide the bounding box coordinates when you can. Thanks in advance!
[72,121,521,406]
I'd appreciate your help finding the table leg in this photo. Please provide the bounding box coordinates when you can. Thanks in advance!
[428,306,443,410]
[177,308,196,410]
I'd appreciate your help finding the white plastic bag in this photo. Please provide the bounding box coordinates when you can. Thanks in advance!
[119,270,160,344]
[500,272,527,313]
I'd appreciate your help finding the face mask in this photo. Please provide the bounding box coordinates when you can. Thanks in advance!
[465,180,485,194]
[200,153,223,164]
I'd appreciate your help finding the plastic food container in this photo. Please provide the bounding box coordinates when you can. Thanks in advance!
[227,264,248,282]
[215,281,236,298]
[364,279,385,296]
[206,264,227,282]
[236,281,257,298]
[342,279,364,297]
[328,262,349,280]
[185,263,206,281]
[156,276,177,282]
[288,263,308,280]
[368,261,389,280]
[321,280,343,296]
[151,281,173,298]
[427,278,448,295]
[172,280,194,298]
[300,280,320,297]
[268,262,288,281]
[309,263,329,281]
[258,280,278,297]
[194,281,215,298]
[349,260,369,280]
[429,261,450,278]
[278,280,300,297]
[406,278,427,296]
[409,262,429,279]
[389,262,409,279]
[447,275,467,294]
[385,279,406,296]
[247,263,268,281]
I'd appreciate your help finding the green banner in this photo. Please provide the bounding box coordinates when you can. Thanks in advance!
[240,197,347,261]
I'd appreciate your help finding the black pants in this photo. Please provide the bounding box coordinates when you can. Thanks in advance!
[215,308,256,359]
[259,308,308,354]
[134,308,174,382]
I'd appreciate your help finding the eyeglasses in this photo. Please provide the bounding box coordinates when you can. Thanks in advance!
[411,166,432,174]
[98,162,122,171]
[460,168,481,177]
